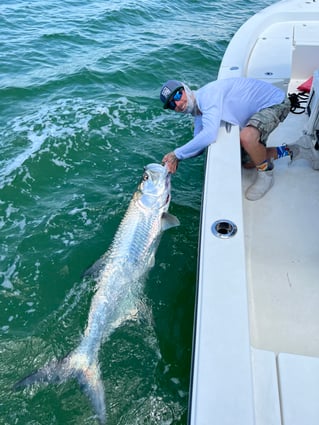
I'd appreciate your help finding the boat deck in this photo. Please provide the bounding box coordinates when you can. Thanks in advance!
[243,111,319,357]
[241,3,319,359]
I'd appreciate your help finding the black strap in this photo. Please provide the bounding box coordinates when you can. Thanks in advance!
[288,92,309,114]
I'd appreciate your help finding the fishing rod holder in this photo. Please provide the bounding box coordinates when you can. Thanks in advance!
[211,219,238,239]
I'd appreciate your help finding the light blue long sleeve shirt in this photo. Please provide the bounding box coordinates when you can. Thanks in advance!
[174,78,286,160]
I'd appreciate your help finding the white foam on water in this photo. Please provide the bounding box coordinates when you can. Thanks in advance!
[0,96,139,190]
[0,99,86,188]
[0,257,19,290]
[0,132,46,189]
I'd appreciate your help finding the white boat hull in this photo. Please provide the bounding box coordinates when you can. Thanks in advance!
[189,1,319,424]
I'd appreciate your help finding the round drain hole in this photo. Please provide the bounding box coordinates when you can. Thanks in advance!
[211,219,238,239]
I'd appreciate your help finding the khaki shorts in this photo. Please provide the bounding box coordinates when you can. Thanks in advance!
[241,98,290,164]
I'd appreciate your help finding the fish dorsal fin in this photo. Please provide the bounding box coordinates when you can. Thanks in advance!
[161,212,180,231]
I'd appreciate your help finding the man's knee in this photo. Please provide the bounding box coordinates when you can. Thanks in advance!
[240,126,261,150]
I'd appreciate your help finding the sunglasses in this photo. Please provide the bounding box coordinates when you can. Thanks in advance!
[167,89,183,110]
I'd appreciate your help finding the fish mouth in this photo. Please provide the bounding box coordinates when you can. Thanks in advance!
[165,171,171,193]
[144,162,171,192]
[145,163,167,174]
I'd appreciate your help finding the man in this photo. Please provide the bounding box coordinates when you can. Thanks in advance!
[160,78,307,201]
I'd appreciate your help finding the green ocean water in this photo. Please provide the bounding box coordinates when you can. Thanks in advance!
[0,1,275,423]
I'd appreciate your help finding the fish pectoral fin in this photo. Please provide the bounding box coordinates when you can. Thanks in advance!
[161,212,180,231]
[149,253,155,268]
[83,253,109,279]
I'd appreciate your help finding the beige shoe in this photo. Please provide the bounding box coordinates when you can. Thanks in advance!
[245,169,274,201]
[288,136,319,170]
[288,143,315,163]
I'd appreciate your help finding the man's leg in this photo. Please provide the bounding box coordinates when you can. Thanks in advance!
[241,99,292,200]
[240,126,274,201]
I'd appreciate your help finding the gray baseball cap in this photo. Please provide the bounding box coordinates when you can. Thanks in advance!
[160,80,184,109]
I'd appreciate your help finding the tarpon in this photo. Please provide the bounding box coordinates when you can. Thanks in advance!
[14,163,179,424]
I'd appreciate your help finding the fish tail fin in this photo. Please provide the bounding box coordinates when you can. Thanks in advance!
[76,357,106,424]
[13,357,67,389]
[14,352,106,424]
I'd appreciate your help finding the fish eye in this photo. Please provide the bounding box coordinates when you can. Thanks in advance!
[142,173,149,181]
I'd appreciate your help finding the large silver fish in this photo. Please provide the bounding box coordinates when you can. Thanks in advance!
[14,163,179,424]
